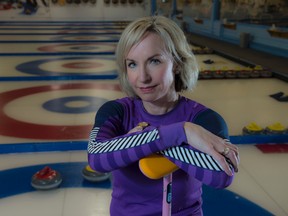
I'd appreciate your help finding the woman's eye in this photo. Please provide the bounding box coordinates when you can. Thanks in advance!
[151,59,160,64]
[127,62,136,68]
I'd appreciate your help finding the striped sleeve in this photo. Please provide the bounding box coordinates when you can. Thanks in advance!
[161,144,234,188]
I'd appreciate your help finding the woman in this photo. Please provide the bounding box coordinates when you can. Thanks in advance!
[88,16,239,216]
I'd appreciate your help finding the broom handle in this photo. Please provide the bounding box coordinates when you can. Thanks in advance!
[162,173,172,216]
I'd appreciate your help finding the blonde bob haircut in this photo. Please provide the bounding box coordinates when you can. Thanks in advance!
[116,16,199,97]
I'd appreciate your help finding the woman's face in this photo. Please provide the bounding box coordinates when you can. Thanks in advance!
[125,32,177,105]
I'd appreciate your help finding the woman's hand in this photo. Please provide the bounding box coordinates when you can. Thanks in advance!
[184,122,240,176]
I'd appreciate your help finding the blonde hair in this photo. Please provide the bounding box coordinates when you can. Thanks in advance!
[116,16,198,97]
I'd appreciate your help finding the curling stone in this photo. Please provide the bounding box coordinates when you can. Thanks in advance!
[242,122,264,135]
[31,166,62,190]
[195,48,205,54]
[237,69,250,78]
[265,123,286,135]
[203,47,213,54]
[82,165,111,182]
[250,69,261,78]
[249,65,261,78]
[260,69,273,78]
[225,70,237,78]
[212,70,225,79]
[200,70,213,79]
[204,47,213,54]
[192,48,201,54]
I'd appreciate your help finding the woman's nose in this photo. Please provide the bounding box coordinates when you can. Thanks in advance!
[138,67,152,83]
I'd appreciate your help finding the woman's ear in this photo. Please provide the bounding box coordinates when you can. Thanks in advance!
[173,65,180,74]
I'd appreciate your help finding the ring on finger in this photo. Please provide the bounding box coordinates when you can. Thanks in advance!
[222,147,230,156]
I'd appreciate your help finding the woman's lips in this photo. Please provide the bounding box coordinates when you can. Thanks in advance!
[139,86,156,93]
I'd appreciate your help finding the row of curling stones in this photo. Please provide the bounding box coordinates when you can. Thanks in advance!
[193,47,214,55]
[243,122,288,135]
[31,165,110,190]
[199,66,272,79]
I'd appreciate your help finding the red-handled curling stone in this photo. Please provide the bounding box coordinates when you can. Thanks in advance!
[237,70,250,78]
[213,70,225,78]
[200,70,212,79]
[225,70,237,78]
[31,166,62,190]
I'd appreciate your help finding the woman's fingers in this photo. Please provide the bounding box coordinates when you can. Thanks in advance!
[212,152,234,176]
[190,126,240,176]
[220,140,240,172]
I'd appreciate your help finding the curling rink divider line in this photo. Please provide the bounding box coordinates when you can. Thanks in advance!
[0,21,130,24]
[0,74,118,82]
[231,134,288,144]
[0,27,125,30]
[0,33,122,36]
[0,40,119,43]
[0,135,287,154]
[0,52,115,56]
[0,141,88,154]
